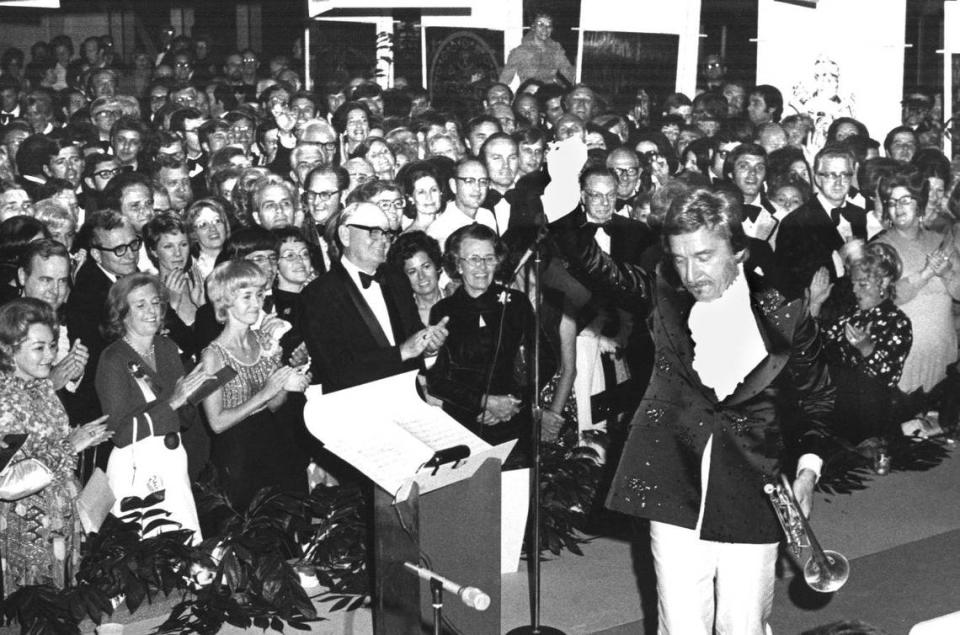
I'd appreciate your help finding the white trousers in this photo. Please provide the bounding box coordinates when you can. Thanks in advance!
[649,520,777,635]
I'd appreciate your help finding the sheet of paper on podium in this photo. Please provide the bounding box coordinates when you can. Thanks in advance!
[304,371,515,500]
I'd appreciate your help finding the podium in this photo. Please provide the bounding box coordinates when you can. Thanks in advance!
[373,459,501,634]
[303,372,510,634]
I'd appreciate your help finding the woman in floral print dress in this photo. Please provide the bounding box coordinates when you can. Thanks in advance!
[0,299,111,596]
[813,245,913,442]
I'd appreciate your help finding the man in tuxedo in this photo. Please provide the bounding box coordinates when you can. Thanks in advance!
[66,210,140,479]
[605,148,642,218]
[479,133,519,236]
[775,145,866,298]
[300,201,448,393]
[724,142,784,246]
[301,165,347,273]
[556,188,832,634]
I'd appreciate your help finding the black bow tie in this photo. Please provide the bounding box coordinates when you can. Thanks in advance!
[486,189,516,208]
[743,204,763,224]
[830,207,844,226]
[358,270,383,289]
[615,198,630,212]
[586,221,610,236]
[831,205,868,241]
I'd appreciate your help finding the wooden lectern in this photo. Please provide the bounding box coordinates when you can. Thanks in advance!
[373,458,501,634]
[303,372,511,634]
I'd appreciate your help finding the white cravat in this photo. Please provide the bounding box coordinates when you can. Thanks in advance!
[688,265,767,401]
[341,257,396,346]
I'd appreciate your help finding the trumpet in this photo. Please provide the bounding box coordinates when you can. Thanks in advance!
[764,474,849,593]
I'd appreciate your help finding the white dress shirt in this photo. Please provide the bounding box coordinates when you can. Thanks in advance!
[341,256,395,346]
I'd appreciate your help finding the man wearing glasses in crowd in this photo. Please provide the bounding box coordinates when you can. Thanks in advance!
[301,165,349,272]
[776,146,866,298]
[65,211,142,475]
[300,201,449,394]
[427,158,497,247]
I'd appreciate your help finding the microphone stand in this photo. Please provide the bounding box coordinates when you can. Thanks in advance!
[430,578,444,635]
[507,235,565,635]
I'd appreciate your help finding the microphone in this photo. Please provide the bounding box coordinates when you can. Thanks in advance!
[512,224,550,279]
[402,562,491,611]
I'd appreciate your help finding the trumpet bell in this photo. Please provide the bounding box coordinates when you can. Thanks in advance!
[803,549,850,593]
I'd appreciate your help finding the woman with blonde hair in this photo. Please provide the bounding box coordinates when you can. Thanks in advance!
[200,260,310,507]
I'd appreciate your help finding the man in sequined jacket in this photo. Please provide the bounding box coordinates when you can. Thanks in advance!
[558,187,834,634]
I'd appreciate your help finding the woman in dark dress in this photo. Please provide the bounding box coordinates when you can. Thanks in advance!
[200,260,310,508]
[426,225,535,459]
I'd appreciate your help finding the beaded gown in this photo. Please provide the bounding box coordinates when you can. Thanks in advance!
[0,375,81,597]
[206,331,307,508]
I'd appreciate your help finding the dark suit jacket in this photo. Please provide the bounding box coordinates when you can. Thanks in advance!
[299,263,423,393]
[550,206,655,268]
[570,240,834,543]
[64,259,113,422]
[775,197,864,299]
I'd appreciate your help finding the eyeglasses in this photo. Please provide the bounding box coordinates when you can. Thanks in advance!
[375,199,405,211]
[247,253,279,265]
[640,151,662,162]
[304,189,339,203]
[93,167,122,180]
[347,224,399,242]
[280,249,311,262]
[886,195,918,209]
[92,237,142,257]
[455,176,490,187]
[459,255,499,269]
[817,171,853,182]
[93,110,122,120]
[585,190,616,204]
[612,166,639,178]
[195,219,225,230]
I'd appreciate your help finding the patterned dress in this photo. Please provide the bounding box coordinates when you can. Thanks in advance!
[205,331,307,508]
[0,374,80,597]
[823,299,913,389]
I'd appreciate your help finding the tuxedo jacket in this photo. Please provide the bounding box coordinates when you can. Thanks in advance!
[64,259,113,421]
[549,206,655,267]
[775,197,864,299]
[299,263,423,393]
[572,241,834,543]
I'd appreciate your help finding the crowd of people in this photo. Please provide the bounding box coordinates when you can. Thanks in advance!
[0,11,958,631]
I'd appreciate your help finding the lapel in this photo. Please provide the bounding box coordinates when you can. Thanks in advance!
[653,275,706,394]
[656,273,797,407]
[334,266,392,349]
[722,290,799,407]
[808,197,844,248]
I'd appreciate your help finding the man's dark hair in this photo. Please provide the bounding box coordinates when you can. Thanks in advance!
[579,165,619,191]
[663,188,748,255]
[19,238,69,274]
[101,171,153,210]
[723,142,766,181]
[351,82,383,101]
[749,85,783,122]
[110,115,148,141]
[15,134,58,177]
[168,107,203,134]
[882,125,916,155]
